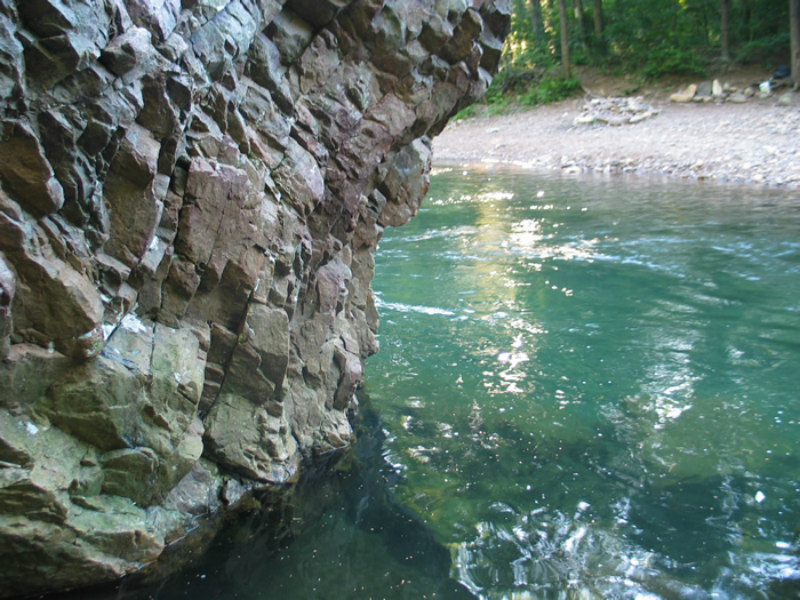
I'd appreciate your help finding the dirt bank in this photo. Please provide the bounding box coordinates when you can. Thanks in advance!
[433,75,800,188]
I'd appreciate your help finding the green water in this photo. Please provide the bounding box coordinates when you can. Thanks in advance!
[74,169,800,600]
[367,168,800,598]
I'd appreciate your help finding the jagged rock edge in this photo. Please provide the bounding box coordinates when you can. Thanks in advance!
[0,0,511,596]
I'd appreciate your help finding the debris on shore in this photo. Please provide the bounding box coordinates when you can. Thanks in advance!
[573,96,660,126]
[670,76,795,105]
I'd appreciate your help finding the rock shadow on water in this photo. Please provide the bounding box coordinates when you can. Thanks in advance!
[40,399,473,600]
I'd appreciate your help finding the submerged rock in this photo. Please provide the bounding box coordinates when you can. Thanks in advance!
[0,0,511,596]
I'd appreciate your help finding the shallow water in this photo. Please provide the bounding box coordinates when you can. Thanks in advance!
[368,168,800,598]
[74,169,800,600]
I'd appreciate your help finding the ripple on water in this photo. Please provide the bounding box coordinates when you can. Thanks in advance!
[370,169,800,598]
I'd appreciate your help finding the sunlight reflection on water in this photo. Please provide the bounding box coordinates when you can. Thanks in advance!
[370,168,800,599]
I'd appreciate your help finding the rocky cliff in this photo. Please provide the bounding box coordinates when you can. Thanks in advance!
[0,0,509,596]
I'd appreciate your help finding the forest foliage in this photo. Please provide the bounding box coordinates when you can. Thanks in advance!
[478,0,796,111]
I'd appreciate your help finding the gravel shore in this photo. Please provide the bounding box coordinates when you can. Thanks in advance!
[432,91,800,188]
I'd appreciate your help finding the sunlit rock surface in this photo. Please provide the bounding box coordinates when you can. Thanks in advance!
[0,0,509,595]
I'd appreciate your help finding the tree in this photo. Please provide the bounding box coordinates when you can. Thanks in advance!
[791,0,800,88]
[737,0,753,43]
[721,0,731,62]
[574,0,587,44]
[495,0,793,101]
[529,0,546,48]
[557,0,570,76]
[592,0,606,53]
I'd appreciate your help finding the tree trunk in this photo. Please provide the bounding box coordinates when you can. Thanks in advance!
[593,0,604,37]
[791,0,800,88]
[592,0,605,54]
[558,0,571,77]
[721,0,731,62]
[574,0,586,42]
[740,0,752,40]
[529,0,546,48]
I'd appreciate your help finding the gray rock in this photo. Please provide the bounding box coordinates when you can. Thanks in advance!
[0,253,14,358]
[670,83,697,102]
[695,80,713,100]
[0,121,65,216]
[778,91,795,106]
[574,96,659,127]
[100,27,154,76]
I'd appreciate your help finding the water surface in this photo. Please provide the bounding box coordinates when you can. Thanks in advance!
[368,167,800,598]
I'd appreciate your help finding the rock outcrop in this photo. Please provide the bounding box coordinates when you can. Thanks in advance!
[0,0,510,596]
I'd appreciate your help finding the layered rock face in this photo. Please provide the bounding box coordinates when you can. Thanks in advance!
[0,0,509,596]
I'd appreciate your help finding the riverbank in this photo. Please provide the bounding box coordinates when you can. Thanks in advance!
[433,80,800,188]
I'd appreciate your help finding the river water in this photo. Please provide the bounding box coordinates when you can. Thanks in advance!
[366,167,800,599]
[89,168,799,600]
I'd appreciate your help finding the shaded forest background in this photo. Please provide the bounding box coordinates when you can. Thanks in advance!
[485,0,800,107]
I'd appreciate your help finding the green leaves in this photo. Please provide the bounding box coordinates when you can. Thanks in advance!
[520,75,582,106]
[498,0,790,85]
